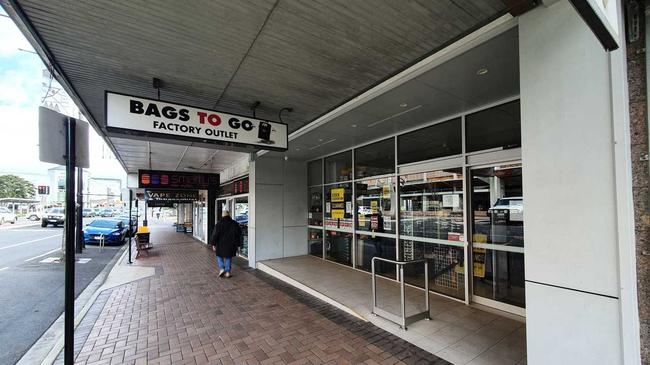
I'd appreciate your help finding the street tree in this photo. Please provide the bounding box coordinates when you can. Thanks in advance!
[0,175,36,199]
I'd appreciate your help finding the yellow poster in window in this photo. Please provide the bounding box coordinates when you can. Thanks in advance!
[370,200,378,214]
[332,209,345,219]
[331,188,345,202]
[382,184,391,197]
[473,248,486,278]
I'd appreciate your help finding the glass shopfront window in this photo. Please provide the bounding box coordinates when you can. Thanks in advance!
[325,151,352,183]
[354,138,395,179]
[355,177,396,233]
[324,183,352,231]
[398,118,461,165]
[470,164,523,247]
[466,100,521,153]
[308,159,323,186]
[326,230,352,266]
[401,239,465,300]
[471,163,525,309]
[308,187,323,226]
[309,227,323,257]
[399,168,464,241]
[472,249,525,307]
[356,234,395,278]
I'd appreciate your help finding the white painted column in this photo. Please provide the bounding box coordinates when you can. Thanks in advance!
[247,154,308,268]
[519,1,640,364]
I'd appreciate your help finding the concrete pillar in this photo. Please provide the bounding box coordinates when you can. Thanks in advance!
[519,1,640,363]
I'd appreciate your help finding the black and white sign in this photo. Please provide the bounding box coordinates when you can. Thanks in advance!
[145,190,198,202]
[105,92,288,151]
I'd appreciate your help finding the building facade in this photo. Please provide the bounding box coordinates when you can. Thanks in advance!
[4,0,647,363]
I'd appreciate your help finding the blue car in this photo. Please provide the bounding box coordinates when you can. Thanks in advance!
[83,219,127,245]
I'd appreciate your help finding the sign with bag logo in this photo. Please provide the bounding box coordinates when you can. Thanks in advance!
[106,92,288,151]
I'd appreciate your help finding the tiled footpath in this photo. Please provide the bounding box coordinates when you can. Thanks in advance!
[68,227,449,365]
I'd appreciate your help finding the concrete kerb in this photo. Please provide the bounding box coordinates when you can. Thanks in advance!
[17,240,154,365]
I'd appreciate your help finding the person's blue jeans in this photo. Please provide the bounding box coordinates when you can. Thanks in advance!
[217,256,231,272]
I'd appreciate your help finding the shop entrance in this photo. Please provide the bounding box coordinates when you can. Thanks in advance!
[469,162,525,316]
[216,196,249,258]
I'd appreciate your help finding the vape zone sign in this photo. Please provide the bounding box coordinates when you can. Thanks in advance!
[105,92,288,151]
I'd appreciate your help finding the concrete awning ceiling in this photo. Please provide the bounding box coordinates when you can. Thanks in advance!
[3,0,522,173]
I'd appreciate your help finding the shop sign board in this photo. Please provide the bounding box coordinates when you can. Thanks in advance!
[145,190,198,202]
[106,92,288,151]
[570,0,620,51]
[219,176,249,197]
[139,170,219,190]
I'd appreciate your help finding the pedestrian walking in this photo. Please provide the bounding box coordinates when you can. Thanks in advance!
[209,210,242,278]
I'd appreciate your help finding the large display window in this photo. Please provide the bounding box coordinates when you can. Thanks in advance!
[354,138,395,179]
[398,118,461,165]
[400,239,465,300]
[324,151,352,183]
[306,98,524,314]
[399,168,464,241]
[324,183,352,231]
[355,177,396,233]
[308,187,323,226]
[325,230,352,266]
[466,100,521,153]
[356,234,395,277]
[308,159,322,186]
[309,228,323,257]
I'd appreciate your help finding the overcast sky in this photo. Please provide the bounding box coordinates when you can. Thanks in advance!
[0,8,125,183]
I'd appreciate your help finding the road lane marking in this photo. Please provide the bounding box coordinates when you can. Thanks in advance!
[25,248,61,262]
[0,267,8,272]
[0,234,62,250]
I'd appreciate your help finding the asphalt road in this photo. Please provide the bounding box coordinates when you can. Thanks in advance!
[0,223,125,365]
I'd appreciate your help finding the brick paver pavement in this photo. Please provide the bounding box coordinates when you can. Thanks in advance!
[71,229,448,365]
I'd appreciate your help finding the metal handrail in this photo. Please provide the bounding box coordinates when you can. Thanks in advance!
[371,257,430,330]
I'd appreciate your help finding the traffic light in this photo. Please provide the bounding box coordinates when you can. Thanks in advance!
[38,185,50,195]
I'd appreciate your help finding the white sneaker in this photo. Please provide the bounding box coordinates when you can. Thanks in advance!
[224,272,232,278]
[218,269,225,277]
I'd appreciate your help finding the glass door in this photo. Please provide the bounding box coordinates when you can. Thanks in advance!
[233,197,249,258]
[469,163,525,315]
[216,197,249,258]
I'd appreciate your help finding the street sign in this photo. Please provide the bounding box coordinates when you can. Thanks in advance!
[105,91,288,151]
[38,107,89,167]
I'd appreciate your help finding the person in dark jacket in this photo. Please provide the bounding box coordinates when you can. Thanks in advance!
[210,211,242,278]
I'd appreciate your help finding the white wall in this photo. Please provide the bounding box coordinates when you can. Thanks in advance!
[248,155,307,267]
[520,1,639,363]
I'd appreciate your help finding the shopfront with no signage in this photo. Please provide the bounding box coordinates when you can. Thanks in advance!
[307,98,525,315]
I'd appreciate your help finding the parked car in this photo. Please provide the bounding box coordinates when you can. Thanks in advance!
[0,207,17,225]
[83,219,127,245]
[116,215,137,237]
[100,208,115,217]
[26,212,41,221]
[42,208,65,227]
[82,208,94,217]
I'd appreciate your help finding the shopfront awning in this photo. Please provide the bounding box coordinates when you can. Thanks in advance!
[0,0,530,174]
